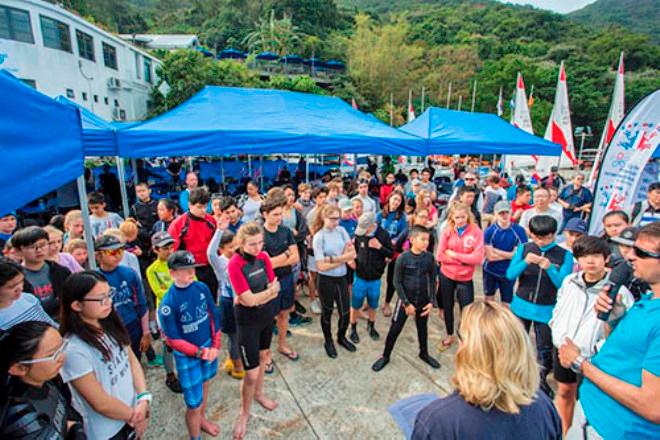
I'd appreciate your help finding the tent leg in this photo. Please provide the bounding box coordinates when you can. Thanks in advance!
[354,154,358,177]
[77,175,97,270]
[306,155,310,183]
[248,155,252,179]
[260,155,264,192]
[115,157,130,218]
[130,159,138,185]
[221,157,225,188]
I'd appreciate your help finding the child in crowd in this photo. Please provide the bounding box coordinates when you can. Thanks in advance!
[152,198,178,234]
[64,238,89,268]
[145,231,183,393]
[12,226,72,319]
[0,211,17,249]
[103,228,143,282]
[483,201,527,305]
[506,215,573,398]
[296,183,314,218]
[43,225,83,273]
[350,212,393,343]
[87,192,124,238]
[0,256,56,329]
[600,210,630,263]
[63,209,84,244]
[159,250,222,440]
[219,196,244,234]
[550,236,633,435]
[511,186,532,223]
[339,199,357,237]
[372,226,439,372]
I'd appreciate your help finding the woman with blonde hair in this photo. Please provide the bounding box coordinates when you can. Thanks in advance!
[412,301,561,439]
[415,189,438,228]
[436,201,484,350]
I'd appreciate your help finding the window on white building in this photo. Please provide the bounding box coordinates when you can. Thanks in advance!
[104,97,109,105]
[76,29,95,61]
[66,89,74,98]
[144,58,152,84]
[40,15,71,52]
[103,42,118,70]
[0,6,34,44]
[21,79,36,89]
[82,92,88,101]
[134,52,141,79]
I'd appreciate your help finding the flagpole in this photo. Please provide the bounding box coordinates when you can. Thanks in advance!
[421,86,426,113]
[470,80,477,112]
[458,95,462,111]
[446,82,452,108]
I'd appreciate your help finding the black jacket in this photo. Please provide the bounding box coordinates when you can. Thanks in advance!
[23,261,72,319]
[130,199,159,232]
[393,250,437,307]
[515,242,568,306]
[354,226,394,281]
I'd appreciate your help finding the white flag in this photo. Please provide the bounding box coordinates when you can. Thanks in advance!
[589,52,625,184]
[407,89,416,123]
[537,61,577,176]
[505,72,536,172]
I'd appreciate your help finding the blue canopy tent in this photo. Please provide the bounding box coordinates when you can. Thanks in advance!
[255,51,279,61]
[218,48,246,60]
[0,70,84,216]
[280,54,304,64]
[400,107,562,156]
[117,86,426,158]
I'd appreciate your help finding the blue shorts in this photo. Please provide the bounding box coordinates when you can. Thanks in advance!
[483,272,515,303]
[352,276,381,309]
[275,272,295,313]
[220,296,237,334]
[174,350,218,409]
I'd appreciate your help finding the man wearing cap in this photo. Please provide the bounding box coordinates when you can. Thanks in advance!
[483,201,528,305]
[520,187,563,235]
[631,181,660,227]
[541,166,566,190]
[350,212,393,343]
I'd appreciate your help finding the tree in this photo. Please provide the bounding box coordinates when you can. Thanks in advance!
[244,10,304,55]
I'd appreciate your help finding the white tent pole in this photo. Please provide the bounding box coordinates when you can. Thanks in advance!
[305,154,310,183]
[248,154,252,177]
[115,157,130,218]
[76,175,97,270]
[220,157,225,186]
[260,155,264,192]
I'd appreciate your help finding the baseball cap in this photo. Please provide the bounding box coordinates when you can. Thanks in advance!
[611,226,639,247]
[494,200,511,214]
[167,250,198,270]
[563,218,587,234]
[338,199,353,212]
[151,231,175,248]
[94,235,125,251]
[355,212,377,236]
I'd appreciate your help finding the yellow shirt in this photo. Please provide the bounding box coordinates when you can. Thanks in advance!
[146,259,172,308]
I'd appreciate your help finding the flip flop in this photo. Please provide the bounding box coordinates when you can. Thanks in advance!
[437,339,454,353]
[278,350,300,361]
[264,362,275,375]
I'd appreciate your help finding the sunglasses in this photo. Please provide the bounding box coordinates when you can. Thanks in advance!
[80,291,115,306]
[19,339,69,365]
[633,245,660,260]
[101,248,124,257]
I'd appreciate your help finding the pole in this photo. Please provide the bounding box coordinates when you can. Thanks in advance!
[458,95,463,111]
[389,93,394,127]
[76,175,97,270]
[470,80,477,113]
[421,86,426,113]
[248,154,252,178]
[115,157,130,218]
[446,82,452,108]
[259,155,264,192]
[305,154,310,183]
[353,153,358,177]
[220,157,225,186]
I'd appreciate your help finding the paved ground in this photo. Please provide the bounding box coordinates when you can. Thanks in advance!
[144,280,467,440]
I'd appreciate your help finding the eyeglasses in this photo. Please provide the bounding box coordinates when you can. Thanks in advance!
[465,178,477,181]
[633,245,660,260]
[19,339,69,365]
[80,291,115,306]
[24,242,49,252]
[101,248,124,257]
[327,216,340,221]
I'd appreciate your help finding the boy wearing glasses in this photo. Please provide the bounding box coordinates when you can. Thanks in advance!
[95,235,149,360]
[12,226,72,319]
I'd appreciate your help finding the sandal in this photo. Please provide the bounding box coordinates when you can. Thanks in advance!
[264,362,275,375]
[278,350,300,361]
[437,338,454,353]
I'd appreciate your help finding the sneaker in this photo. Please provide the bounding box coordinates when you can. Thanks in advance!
[368,324,380,341]
[229,369,245,380]
[294,300,307,315]
[310,299,322,315]
[165,376,183,393]
[324,341,337,359]
[149,320,160,339]
[372,357,389,372]
[350,326,360,344]
[289,314,313,327]
[419,353,441,369]
[147,355,163,368]
[337,337,357,352]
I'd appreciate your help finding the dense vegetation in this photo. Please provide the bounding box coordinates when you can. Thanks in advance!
[53,0,659,150]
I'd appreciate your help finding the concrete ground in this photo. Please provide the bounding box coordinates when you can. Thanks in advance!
[144,280,467,440]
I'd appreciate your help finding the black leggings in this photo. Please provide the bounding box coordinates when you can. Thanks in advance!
[385,259,397,304]
[196,264,218,303]
[383,299,429,359]
[438,272,474,336]
[521,318,553,380]
[317,274,350,342]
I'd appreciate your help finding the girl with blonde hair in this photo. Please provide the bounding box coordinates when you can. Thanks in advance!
[415,189,438,228]
[412,301,561,439]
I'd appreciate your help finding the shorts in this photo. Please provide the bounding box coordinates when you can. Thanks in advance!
[351,276,381,310]
[275,272,295,313]
[483,272,515,303]
[174,350,218,409]
[125,320,143,359]
[307,254,317,273]
[292,262,302,286]
[238,320,274,371]
[553,347,578,384]
[220,296,237,334]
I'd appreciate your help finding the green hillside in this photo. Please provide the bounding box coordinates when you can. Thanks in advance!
[570,0,659,43]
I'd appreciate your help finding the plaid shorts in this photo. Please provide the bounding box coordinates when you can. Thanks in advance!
[174,351,218,409]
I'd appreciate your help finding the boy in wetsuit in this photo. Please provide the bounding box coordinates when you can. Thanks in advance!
[159,250,222,440]
[372,226,440,372]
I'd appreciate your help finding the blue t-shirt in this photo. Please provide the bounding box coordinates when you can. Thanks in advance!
[158,281,221,349]
[580,294,660,439]
[99,266,146,326]
[377,212,407,241]
[559,185,593,220]
[484,222,528,277]
[339,218,357,238]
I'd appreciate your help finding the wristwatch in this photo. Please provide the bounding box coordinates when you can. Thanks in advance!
[571,354,587,373]
[195,348,204,358]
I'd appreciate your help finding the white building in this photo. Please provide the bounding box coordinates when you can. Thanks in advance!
[119,34,198,51]
[0,0,161,121]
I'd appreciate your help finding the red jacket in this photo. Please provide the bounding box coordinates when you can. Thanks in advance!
[168,213,216,265]
[437,223,484,282]
[380,184,394,207]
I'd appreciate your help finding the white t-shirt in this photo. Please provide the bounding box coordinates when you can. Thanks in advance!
[89,212,124,238]
[519,206,563,231]
[313,226,351,277]
[61,334,135,439]
[351,194,378,214]
[0,292,56,330]
[241,197,262,222]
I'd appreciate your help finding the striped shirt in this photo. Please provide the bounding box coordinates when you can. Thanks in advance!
[0,293,57,330]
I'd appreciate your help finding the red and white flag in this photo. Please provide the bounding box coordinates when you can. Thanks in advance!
[407,89,416,122]
[538,61,577,176]
[589,52,625,184]
[505,72,536,172]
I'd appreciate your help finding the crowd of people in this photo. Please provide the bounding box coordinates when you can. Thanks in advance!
[0,160,659,440]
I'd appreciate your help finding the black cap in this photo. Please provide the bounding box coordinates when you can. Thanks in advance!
[94,235,125,251]
[611,226,639,247]
[167,250,197,270]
